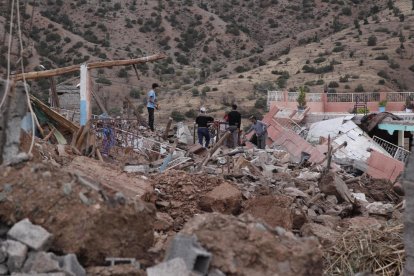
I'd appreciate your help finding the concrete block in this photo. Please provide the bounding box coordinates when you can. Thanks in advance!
[22,252,61,273]
[164,234,211,275]
[52,253,86,276]
[0,264,8,275]
[0,243,6,263]
[5,240,28,272]
[147,258,190,276]
[8,218,53,251]
[124,165,149,173]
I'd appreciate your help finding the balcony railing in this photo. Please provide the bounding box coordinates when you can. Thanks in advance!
[372,135,410,163]
[386,92,414,102]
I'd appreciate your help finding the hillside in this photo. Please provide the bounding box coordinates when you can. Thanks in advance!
[1,0,413,124]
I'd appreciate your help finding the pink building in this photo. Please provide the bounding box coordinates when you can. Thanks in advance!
[267,91,414,113]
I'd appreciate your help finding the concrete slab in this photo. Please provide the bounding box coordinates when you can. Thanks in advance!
[8,219,52,251]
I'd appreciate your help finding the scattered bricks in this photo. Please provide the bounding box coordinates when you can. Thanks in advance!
[199,182,242,215]
[7,218,53,251]
[164,234,211,275]
[22,252,60,274]
[300,223,340,247]
[0,264,7,275]
[147,258,190,276]
[52,253,86,276]
[4,240,28,272]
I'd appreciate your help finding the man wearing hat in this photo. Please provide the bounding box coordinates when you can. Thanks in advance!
[195,107,214,148]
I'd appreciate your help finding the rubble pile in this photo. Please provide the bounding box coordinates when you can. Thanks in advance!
[0,218,85,275]
[0,92,411,275]
[0,161,156,267]
[176,213,323,276]
[150,170,242,231]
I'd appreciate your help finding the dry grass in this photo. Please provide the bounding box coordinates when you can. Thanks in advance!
[324,223,404,276]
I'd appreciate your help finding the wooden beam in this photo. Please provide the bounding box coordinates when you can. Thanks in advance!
[12,53,167,81]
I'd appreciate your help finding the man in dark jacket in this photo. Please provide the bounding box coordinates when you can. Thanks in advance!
[227,104,241,148]
[196,107,214,148]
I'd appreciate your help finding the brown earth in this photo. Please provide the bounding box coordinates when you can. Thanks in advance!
[180,213,323,276]
[199,182,243,215]
[0,161,156,267]
[150,170,238,231]
[66,156,154,200]
[243,194,294,230]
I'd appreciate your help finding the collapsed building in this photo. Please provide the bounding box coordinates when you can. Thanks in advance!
[1,71,413,275]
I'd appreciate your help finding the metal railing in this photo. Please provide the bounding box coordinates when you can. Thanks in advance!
[327,92,380,103]
[386,92,414,102]
[372,135,410,163]
[286,92,322,102]
[276,118,308,138]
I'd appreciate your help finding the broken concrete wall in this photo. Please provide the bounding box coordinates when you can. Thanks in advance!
[0,80,28,165]
[366,150,404,182]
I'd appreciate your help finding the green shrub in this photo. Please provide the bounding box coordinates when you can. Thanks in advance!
[171,111,185,121]
[339,75,349,82]
[201,86,211,93]
[314,57,326,64]
[185,109,197,118]
[192,88,199,97]
[129,88,140,99]
[328,81,339,88]
[254,98,267,109]
[354,84,364,92]
[367,35,377,46]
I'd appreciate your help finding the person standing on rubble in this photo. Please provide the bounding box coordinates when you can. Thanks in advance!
[227,104,242,148]
[246,115,268,149]
[147,83,159,132]
[196,107,214,148]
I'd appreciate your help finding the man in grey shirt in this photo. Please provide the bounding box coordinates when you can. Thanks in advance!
[246,116,268,149]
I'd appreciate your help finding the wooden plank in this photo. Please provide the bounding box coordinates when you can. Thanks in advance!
[30,95,79,133]
[13,53,167,81]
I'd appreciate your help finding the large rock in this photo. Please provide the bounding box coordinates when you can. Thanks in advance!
[4,240,28,272]
[366,202,394,217]
[199,182,242,215]
[244,195,294,229]
[180,213,323,276]
[8,219,52,251]
[319,172,354,203]
[22,252,60,274]
[52,253,86,276]
[300,223,340,246]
